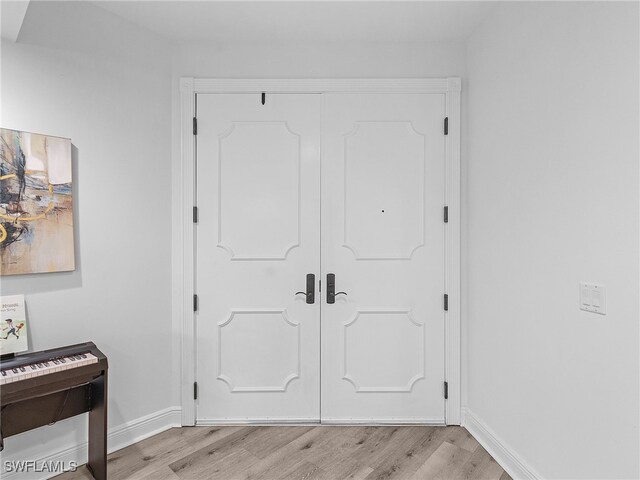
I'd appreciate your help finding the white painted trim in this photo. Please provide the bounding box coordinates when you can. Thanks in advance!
[0,407,182,480]
[193,78,453,94]
[198,418,444,426]
[462,408,540,480]
[177,77,462,426]
[321,418,445,426]
[179,77,196,426]
[0,0,30,42]
[197,418,320,426]
[444,77,462,425]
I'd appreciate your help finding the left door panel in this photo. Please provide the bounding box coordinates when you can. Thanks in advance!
[196,94,321,422]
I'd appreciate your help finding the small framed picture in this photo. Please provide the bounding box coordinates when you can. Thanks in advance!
[1,294,28,355]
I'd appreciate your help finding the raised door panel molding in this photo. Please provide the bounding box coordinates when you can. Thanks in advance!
[217,310,300,392]
[218,122,301,260]
[343,122,425,260]
[342,310,425,392]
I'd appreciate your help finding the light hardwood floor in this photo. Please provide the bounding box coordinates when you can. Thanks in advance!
[56,426,512,480]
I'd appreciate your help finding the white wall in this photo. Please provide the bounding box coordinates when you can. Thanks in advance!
[0,1,174,474]
[171,40,466,78]
[465,2,639,479]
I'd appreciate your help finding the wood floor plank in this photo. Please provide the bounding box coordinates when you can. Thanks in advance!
[54,466,94,479]
[170,425,246,452]
[53,426,509,480]
[411,441,473,479]
[174,447,261,480]
[453,445,506,480]
[277,461,331,480]
[363,427,447,480]
[347,465,375,479]
[300,430,368,478]
[103,431,196,479]
[168,427,261,478]
[241,426,315,459]
[246,427,368,480]
[437,427,480,453]
[348,426,408,464]
[138,465,182,480]
[255,427,360,478]
[241,427,344,480]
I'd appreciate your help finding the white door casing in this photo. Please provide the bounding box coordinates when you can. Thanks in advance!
[195,94,321,422]
[177,78,461,426]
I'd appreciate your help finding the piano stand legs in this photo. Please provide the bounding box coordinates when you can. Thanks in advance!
[87,375,107,480]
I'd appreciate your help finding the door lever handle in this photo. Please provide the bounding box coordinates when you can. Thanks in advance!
[326,273,347,304]
[295,274,315,304]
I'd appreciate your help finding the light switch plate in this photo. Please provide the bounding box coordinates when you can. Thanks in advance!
[579,282,606,315]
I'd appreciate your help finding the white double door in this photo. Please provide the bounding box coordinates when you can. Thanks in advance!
[196,92,445,423]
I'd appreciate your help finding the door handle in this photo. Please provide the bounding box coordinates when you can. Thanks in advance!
[295,274,315,304]
[326,273,347,304]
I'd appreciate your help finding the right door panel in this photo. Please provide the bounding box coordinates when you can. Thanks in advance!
[321,93,446,423]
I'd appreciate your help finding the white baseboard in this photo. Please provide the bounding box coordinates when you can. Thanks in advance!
[1,406,182,480]
[197,418,320,425]
[197,417,445,426]
[462,407,540,480]
[321,418,445,426]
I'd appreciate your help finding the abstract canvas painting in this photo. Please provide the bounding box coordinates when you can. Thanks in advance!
[0,128,75,275]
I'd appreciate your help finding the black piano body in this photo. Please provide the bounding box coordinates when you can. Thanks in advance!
[1,342,108,480]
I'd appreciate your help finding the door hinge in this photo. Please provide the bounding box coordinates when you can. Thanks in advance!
[444,206,449,223]
[193,117,198,135]
[194,382,198,400]
[193,206,198,224]
[261,92,266,105]
[444,381,449,399]
[444,117,449,135]
[193,294,199,312]
[444,294,449,311]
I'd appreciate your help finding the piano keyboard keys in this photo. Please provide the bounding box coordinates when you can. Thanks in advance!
[0,353,98,385]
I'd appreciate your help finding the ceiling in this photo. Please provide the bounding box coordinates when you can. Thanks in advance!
[1,0,30,41]
[92,1,496,44]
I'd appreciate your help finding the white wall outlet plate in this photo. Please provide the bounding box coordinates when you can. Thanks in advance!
[579,282,606,315]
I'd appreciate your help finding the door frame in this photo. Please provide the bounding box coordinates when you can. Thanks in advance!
[175,77,462,426]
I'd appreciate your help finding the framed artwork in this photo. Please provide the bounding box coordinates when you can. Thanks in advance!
[0,128,75,275]
[0,295,28,355]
